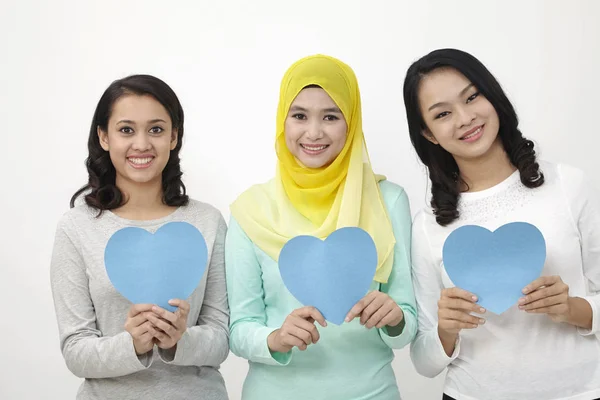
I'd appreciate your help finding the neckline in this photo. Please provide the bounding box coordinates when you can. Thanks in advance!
[460,169,520,202]
[104,206,184,226]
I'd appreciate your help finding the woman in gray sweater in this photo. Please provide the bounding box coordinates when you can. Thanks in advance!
[50,75,230,400]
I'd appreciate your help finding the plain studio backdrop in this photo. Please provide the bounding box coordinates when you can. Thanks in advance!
[1,0,599,399]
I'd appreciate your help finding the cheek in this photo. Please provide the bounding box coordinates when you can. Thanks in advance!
[107,139,128,158]
[428,123,453,144]
[481,101,498,121]
[332,123,348,148]
[157,137,175,155]
[284,121,302,145]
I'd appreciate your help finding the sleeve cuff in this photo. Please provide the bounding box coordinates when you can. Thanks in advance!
[119,331,154,369]
[254,326,293,366]
[379,306,416,349]
[157,346,177,364]
[434,323,461,361]
[157,330,192,365]
[578,296,599,336]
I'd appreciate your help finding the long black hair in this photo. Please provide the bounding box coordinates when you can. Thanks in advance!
[70,74,189,212]
[403,49,543,226]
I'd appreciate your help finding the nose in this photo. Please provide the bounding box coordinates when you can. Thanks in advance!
[131,132,152,151]
[456,105,476,129]
[305,120,324,141]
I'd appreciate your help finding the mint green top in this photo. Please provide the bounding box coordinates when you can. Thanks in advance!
[225,181,417,400]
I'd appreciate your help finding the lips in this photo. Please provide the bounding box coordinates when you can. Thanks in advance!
[299,143,330,155]
[127,155,155,169]
[300,144,329,151]
[460,125,484,141]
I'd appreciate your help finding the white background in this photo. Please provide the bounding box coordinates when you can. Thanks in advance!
[1,0,599,399]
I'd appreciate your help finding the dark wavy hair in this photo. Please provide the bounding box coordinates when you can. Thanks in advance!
[70,74,189,212]
[403,49,543,226]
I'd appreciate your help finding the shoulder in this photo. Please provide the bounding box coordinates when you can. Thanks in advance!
[538,160,587,195]
[185,199,224,219]
[182,199,227,231]
[55,204,98,232]
[378,179,407,204]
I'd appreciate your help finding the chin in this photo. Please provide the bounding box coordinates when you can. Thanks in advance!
[128,174,161,185]
[301,160,328,169]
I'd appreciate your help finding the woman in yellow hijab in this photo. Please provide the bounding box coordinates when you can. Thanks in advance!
[225,54,416,400]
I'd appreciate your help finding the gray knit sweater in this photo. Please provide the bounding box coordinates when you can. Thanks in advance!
[50,200,229,400]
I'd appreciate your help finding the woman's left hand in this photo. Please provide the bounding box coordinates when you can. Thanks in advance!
[146,299,190,349]
[519,276,571,322]
[345,291,404,329]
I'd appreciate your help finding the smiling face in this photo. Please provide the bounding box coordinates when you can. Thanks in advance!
[284,87,348,169]
[418,67,501,163]
[98,94,177,188]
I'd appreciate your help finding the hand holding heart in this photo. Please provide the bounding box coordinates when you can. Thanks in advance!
[125,299,190,354]
[267,307,327,353]
[345,291,404,329]
[519,275,571,322]
[124,304,158,355]
[437,287,487,338]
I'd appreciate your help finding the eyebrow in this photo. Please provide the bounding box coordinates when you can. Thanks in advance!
[289,105,342,113]
[116,119,167,124]
[427,83,475,111]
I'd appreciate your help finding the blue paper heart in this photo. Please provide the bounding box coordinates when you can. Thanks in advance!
[104,221,208,312]
[442,222,546,314]
[278,227,378,325]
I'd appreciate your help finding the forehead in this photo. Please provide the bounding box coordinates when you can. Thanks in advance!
[418,68,472,103]
[110,94,171,122]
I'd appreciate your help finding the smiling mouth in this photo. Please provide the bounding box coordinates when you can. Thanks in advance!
[460,125,484,141]
[300,143,329,154]
[127,156,155,169]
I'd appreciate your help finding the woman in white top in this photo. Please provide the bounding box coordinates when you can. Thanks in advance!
[403,48,600,400]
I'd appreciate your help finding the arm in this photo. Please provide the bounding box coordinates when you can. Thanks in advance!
[158,215,230,366]
[409,211,460,378]
[378,189,418,348]
[561,165,600,334]
[225,217,292,366]
[50,215,151,379]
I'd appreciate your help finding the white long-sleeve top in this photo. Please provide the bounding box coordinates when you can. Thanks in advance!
[410,161,600,400]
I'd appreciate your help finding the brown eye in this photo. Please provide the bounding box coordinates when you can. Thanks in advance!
[466,92,480,103]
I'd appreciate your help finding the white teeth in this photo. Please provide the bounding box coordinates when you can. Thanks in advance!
[463,127,482,140]
[301,144,328,151]
[129,157,153,165]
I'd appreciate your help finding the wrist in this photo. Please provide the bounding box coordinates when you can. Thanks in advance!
[438,325,458,356]
[388,307,405,327]
[566,296,593,329]
[267,329,282,352]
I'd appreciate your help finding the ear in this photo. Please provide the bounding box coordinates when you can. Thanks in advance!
[422,128,439,145]
[170,128,178,150]
[97,126,110,151]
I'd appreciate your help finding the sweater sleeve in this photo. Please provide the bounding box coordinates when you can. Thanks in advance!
[225,217,292,366]
[377,187,418,348]
[559,164,600,335]
[409,210,461,378]
[50,214,152,378]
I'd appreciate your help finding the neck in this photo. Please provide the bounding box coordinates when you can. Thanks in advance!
[455,138,517,192]
[113,176,173,220]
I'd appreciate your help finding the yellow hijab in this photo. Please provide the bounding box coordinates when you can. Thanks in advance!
[230,54,396,283]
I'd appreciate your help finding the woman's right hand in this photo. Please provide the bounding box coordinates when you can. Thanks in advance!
[124,304,157,355]
[267,306,327,353]
[437,288,486,355]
